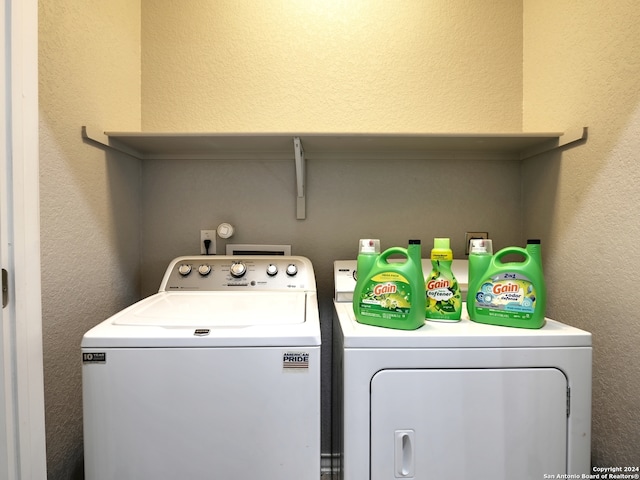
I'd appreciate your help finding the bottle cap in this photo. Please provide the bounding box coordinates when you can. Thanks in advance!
[359,239,380,254]
[434,238,450,249]
[469,238,493,254]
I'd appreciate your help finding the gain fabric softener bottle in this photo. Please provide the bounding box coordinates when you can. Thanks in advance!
[353,240,425,330]
[425,238,462,322]
[471,239,546,329]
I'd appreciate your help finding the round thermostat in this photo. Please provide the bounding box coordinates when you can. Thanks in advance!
[217,223,235,239]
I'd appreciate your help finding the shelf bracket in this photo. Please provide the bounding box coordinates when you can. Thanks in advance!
[520,126,587,160]
[81,126,144,159]
[293,136,306,220]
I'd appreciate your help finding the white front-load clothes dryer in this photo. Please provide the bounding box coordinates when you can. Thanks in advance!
[82,256,321,480]
[332,260,592,480]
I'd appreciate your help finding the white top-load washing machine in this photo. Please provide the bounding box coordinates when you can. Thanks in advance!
[82,256,320,480]
[332,259,592,480]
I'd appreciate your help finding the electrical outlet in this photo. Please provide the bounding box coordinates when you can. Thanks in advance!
[200,230,217,255]
[465,231,488,255]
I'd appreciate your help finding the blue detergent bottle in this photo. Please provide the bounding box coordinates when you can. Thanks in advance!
[470,239,547,329]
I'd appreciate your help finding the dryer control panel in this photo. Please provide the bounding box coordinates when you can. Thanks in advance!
[159,256,316,292]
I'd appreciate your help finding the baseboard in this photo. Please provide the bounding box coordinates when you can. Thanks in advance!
[321,452,339,475]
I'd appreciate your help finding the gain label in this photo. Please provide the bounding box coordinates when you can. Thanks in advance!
[474,273,536,316]
[358,272,412,320]
[425,273,461,315]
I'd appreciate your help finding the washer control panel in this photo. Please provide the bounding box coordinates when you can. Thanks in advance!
[160,256,316,292]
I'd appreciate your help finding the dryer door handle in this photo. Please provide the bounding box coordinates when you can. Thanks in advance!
[394,429,415,477]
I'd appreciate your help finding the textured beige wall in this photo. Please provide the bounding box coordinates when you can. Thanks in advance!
[38,1,141,478]
[523,1,640,466]
[141,0,523,132]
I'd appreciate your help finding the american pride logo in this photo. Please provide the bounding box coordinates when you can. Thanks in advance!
[283,352,309,369]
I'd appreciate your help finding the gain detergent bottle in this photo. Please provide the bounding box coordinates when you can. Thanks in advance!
[353,240,425,330]
[425,238,462,322]
[466,238,493,319]
[471,239,546,329]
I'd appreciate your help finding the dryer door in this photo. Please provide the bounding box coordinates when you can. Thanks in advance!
[371,368,567,480]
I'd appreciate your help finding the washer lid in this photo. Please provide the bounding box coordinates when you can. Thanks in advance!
[81,291,320,348]
[113,291,306,327]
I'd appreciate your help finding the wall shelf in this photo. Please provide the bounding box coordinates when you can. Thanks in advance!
[82,126,587,219]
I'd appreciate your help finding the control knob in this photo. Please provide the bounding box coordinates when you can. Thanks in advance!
[230,261,247,278]
[198,264,212,276]
[286,264,298,277]
[266,264,278,277]
[178,264,192,276]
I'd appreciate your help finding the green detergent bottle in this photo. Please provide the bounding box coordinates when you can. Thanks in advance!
[425,238,462,322]
[353,241,426,330]
[471,239,546,329]
[466,238,493,319]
